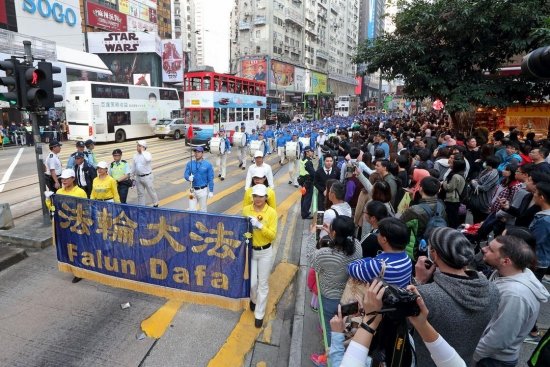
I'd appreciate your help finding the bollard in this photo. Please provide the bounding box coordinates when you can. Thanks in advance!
[0,203,15,229]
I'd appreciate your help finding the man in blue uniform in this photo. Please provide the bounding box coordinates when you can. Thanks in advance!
[184,146,214,212]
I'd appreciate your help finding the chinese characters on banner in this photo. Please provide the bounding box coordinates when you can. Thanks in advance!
[53,196,252,309]
[87,2,128,32]
[161,40,184,82]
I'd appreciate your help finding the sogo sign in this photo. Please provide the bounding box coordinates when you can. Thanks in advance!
[22,0,78,27]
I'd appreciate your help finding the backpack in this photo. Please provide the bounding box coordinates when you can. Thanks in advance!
[418,200,447,239]
[529,328,550,367]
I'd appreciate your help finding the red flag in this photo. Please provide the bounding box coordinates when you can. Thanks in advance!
[187,124,194,140]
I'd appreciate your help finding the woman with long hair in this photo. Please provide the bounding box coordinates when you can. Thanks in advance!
[441,156,466,228]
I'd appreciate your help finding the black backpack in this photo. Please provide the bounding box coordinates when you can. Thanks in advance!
[418,200,447,240]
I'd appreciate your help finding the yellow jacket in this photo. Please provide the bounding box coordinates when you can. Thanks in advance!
[242,203,277,248]
[242,186,277,210]
[45,185,88,211]
[91,175,120,203]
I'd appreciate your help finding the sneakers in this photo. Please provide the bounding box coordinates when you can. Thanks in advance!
[72,276,82,283]
[524,333,541,345]
[254,318,263,328]
[310,353,327,367]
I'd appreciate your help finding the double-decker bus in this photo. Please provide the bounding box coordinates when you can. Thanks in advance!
[65,81,181,143]
[304,92,335,120]
[335,95,359,117]
[183,71,266,145]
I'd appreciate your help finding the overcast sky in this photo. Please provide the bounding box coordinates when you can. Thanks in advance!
[200,0,232,73]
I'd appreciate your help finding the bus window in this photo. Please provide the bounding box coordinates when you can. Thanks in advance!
[235,80,242,93]
[229,108,235,122]
[202,109,211,124]
[229,80,235,93]
[221,78,228,92]
[236,108,243,122]
[203,76,211,91]
[191,110,201,123]
[220,108,227,123]
[248,108,254,120]
[214,108,220,124]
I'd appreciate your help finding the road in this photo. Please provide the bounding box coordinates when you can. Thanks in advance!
[0,138,311,367]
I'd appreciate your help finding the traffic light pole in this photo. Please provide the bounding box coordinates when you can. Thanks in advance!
[23,41,50,222]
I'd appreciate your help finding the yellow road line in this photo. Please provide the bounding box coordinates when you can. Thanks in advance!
[141,299,186,339]
[207,263,298,367]
[281,200,300,263]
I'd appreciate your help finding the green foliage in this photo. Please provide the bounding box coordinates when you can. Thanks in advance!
[355,0,550,113]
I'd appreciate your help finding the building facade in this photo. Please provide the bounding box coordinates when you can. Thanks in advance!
[230,0,360,111]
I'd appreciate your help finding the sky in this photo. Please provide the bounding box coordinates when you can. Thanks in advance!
[199,0,233,73]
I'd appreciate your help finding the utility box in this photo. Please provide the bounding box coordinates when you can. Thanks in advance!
[0,204,14,230]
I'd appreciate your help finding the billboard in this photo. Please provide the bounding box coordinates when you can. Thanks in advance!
[307,71,328,93]
[87,2,127,32]
[88,32,161,56]
[162,39,184,82]
[97,53,160,86]
[127,15,157,33]
[240,57,267,81]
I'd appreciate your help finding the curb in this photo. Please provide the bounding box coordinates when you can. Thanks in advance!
[0,221,52,249]
[0,245,28,271]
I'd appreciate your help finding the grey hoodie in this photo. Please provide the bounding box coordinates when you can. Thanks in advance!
[415,270,500,367]
[474,268,549,362]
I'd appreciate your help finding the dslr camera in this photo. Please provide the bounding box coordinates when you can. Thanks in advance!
[345,161,358,174]
[379,279,420,320]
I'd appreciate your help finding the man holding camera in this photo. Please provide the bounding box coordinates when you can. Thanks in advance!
[414,227,499,367]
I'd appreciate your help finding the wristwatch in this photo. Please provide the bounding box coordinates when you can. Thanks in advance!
[360,322,376,335]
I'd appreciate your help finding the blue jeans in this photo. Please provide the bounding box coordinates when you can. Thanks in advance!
[320,295,340,347]
[476,357,517,367]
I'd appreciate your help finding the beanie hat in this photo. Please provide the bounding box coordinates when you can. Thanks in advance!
[429,227,474,269]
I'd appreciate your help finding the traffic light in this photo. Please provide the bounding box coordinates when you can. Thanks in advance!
[522,46,550,80]
[0,58,22,108]
[20,61,63,109]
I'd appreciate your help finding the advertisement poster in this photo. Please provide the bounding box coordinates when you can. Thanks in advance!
[270,60,295,88]
[240,57,267,81]
[294,67,305,92]
[88,32,161,55]
[87,2,127,32]
[97,53,157,85]
[126,15,157,33]
[133,73,150,86]
[162,40,184,82]
[309,71,328,93]
[118,0,129,14]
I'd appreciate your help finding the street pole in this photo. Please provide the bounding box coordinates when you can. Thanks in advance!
[377,71,382,111]
[23,41,50,222]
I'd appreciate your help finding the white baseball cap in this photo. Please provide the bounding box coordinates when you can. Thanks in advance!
[60,168,76,179]
[319,129,324,133]
[97,161,109,169]
[254,150,264,158]
[252,184,267,196]
[250,166,266,178]
[137,140,148,148]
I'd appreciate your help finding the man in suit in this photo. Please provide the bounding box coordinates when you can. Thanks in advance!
[313,153,340,211]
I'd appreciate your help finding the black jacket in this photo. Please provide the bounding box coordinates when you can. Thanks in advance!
[73,161,97,197]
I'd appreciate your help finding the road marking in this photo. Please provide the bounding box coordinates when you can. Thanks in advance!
[0,148,24,193]
[207,262,298,367]
[141,299,185,339]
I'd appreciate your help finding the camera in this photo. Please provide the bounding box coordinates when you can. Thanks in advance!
[346,162,357,174]
[380,280,420,320]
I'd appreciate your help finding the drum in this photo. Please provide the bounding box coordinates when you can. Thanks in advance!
[233,131,247,147]
[285,141,300,160]
[210,137,226,155]
[299,137,310,149]
[249,140,265,157]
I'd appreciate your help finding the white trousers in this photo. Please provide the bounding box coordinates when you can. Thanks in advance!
[188,187,208,212]
[267,138,274,153]
[250,246,272,320]
[288,159,300,185]
[277,147,285,164]
[136,174,158,206]
[215,153,228,178]
[239,147,247,165]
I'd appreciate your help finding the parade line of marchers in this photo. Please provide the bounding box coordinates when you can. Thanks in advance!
[53,195,253,311]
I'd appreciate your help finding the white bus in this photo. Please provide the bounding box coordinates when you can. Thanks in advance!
[65,81,181,143]
[335,95,359,117]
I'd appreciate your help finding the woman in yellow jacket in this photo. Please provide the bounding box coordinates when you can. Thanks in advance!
[243,165,276,209]
[90,161,120,203]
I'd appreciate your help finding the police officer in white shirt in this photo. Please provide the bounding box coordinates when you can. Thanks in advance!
[44,140,63,191]
[132,140,159,207]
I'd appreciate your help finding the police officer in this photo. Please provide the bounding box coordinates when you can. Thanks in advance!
[215,128,231,181]
[299,146,315,219]
[85,139,98,168]
[66,141,93,169]
[132,140,159,207]
[109,148,132,203]
[73,152,97,198]
[184,146,214,212]
[44,140,63,191]
[238,125,248,170]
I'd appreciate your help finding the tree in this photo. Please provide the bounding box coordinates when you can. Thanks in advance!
[355,0,550,124]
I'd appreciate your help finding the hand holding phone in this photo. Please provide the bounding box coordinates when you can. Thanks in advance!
[339,301,359,317]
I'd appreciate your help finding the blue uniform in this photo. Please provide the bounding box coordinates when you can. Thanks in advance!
[184,159,214,192]
[66,151,94,169]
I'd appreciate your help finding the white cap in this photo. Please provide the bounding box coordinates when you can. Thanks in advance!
[250,166,266,178]
[319,129,324,133]
[137,140,148,148]
[97,161,109,169]
[60,168,76,179]
[252,184,267,196]
[254,150,264,158]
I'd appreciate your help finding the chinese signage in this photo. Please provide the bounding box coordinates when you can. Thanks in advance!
[308,71,328,93]
[87,2,127,32]
[88,32,161,56]
[54,196,252,308]
[162,39,184,82]
[126,15,157,33]
[240,57,267,81]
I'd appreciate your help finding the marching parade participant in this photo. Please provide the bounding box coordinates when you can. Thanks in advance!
[109,148,132,204]
[287,133,303,188]
[243,166,277,209]
[245,151,274,190]
[90,161,120,203]
[264,125,275,154]
[237,125,248,170]
[276,129,290,165]
[44,140,63,191]
[184,146,215,212]
[212,128,231,181]
[132,140,159,207]
[242,184,277,328]
[257,132,269,156]
[316,129,327,157]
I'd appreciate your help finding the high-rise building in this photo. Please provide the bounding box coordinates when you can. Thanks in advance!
[230,0,359,109]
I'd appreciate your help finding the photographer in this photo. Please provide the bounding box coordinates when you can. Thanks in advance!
[414,227,499,366]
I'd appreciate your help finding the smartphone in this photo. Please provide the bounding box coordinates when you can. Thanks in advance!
[316,211,325,226]
[339,302,359,317]
[424,259,434,269]
[316,224,324,229]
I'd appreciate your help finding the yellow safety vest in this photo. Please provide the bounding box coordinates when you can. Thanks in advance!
[110,160,128,181]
